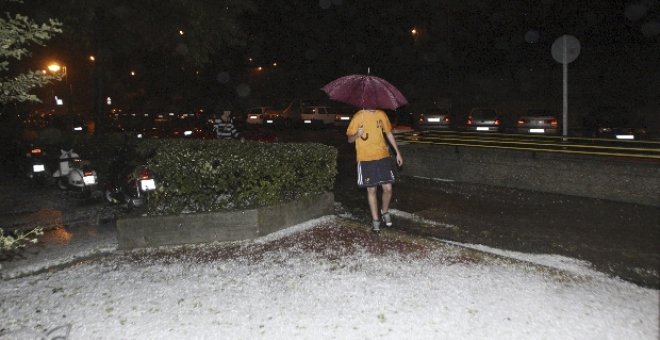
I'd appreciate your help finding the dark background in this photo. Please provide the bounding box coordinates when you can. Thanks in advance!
[4,0,659,128]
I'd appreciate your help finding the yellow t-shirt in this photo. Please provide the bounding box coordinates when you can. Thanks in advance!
[346,109,392,162]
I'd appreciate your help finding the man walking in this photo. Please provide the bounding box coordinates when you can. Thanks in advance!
[347,109,403,232]
[214,110,240,140]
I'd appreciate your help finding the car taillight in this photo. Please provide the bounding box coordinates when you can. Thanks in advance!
[548,119,558,126]
[467,117,473,125]
[494,119,501,126]
[31,148,42,155]
[418,114,425,123]
[517,118,526,125]
[335,115,341,121]
[139,169,152,179]
[443,117,450,123]
[83,170,94,176]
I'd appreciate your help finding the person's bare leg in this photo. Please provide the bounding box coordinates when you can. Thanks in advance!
[366,186,379,221]
[381,183,393,213]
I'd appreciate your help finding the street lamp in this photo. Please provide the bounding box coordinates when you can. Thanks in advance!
[46,62,72,115]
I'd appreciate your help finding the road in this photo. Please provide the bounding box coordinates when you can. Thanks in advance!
[398,130,660,161]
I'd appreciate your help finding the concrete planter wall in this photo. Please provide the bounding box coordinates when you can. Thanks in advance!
[117,192,334,249]
[400,144,659,207]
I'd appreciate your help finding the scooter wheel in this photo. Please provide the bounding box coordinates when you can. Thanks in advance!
[104,189,115,203]
[57,178,68,190]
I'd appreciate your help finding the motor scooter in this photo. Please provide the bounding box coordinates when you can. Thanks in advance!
[25,145,49,185]
[103,143,157,209]
[52,149,98,197]
[104,166,156,209]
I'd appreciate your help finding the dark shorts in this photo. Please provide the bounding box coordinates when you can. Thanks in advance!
[357,157,395,188]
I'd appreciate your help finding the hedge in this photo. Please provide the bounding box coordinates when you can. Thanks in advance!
[136,139,337,214]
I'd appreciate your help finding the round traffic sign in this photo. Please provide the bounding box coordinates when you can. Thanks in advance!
[551,35,581,64]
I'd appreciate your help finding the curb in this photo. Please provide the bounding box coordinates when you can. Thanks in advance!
[117,192,335,249]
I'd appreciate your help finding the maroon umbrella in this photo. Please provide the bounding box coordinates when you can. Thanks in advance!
[321,74,408,110]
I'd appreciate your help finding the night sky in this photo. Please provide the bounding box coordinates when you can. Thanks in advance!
[247,1,658,112]
[11,0,660,124]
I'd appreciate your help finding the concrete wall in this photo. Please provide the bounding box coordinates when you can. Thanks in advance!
[117,192,334,249]
[400,144,659,207]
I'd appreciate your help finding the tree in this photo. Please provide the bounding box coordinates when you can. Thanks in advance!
[0,0,62,105]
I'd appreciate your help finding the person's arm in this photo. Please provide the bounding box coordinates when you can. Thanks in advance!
[347,126,364,143]
[385,132,403,167]
[346,112,362,143]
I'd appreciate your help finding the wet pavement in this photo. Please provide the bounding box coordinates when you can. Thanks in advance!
[1,129,658,288]
[0,175,120,278]
[329,129,659,289]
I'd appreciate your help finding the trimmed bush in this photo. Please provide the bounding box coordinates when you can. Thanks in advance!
[136,139,337,215]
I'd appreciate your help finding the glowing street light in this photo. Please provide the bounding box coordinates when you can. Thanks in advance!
[46,62,71,114]
[47,63,66,75]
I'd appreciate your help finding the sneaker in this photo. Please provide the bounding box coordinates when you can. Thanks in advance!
[371,220,381,232]
[381,210,392,227]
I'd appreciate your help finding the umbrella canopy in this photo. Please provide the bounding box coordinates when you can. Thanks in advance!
[321,74,408,110]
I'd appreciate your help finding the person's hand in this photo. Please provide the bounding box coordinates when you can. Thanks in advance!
[356,127,365,138]
[396,153,403,167]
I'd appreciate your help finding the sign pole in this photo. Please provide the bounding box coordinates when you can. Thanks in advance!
[551,35,580,138]
[563,61,568,137]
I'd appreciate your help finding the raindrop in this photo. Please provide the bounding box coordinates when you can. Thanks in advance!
[319,0,331,9]
[236,83,251,98]
[216,72,230,84]
[525,30,540,43]
[175,43,189,56]
[624,4,648,22]
[641,20,660,37]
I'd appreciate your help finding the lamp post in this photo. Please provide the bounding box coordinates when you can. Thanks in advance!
[47,63,72,115]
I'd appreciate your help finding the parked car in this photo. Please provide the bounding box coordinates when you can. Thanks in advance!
[412,108,452,130]
[134,114,174,139]
[333,107,355,128]
[465,107,502,132]
[582,106,648,140]
[263,109,293,128]
[51,113,89,134]
[299,106,341,129]
[170,116,214,139]
[514,109,560,134]
[246,107,274,125]
[258,102,299,128]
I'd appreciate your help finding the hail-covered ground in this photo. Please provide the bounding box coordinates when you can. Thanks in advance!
[1,216,657,339]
